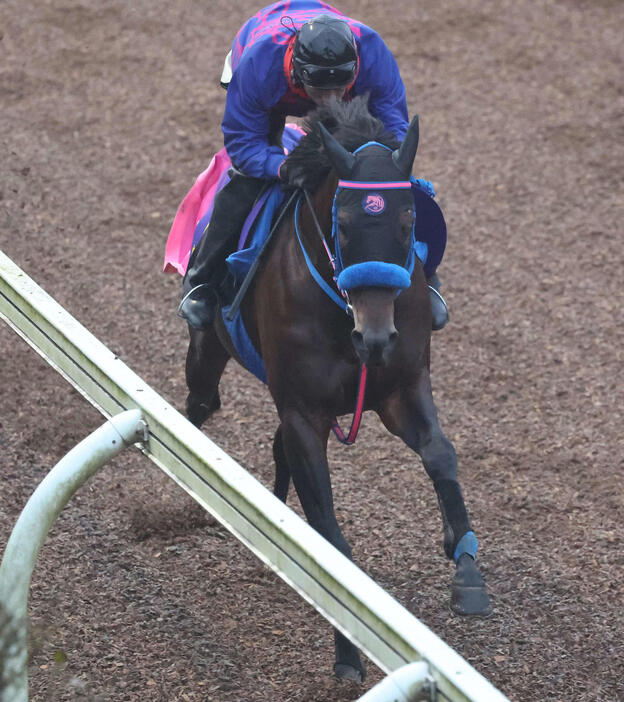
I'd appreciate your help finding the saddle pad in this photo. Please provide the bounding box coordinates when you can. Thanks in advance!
[220,183,287,385]
[225,184,286,283]
[412,182,446,278]
[221,303,268,384]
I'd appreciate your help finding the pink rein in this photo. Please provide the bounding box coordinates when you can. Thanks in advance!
[331,363,368,445]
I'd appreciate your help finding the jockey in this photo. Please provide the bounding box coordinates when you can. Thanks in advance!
[178,1,449,331]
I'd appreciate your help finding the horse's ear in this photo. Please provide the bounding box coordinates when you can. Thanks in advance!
[318,123,355,178]
[392,115,419,177]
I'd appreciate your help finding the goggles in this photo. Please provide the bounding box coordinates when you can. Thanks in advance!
[298,61,357,88]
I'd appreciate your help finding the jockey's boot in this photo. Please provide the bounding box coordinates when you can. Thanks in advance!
[178,283,219,330]
[178,173,266,329]
[427,272,449,331]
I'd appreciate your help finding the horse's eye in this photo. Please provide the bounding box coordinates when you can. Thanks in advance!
[338,226,349,252]
[337,212,351,227]
[400,208,414,226]
[398,209,414,242]
[337,212,351,248]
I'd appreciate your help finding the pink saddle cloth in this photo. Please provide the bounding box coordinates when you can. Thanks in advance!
[163,124,305,276]
[163,147,232,276]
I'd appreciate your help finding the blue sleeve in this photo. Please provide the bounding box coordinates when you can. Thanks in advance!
[356,32,409,141]
[221,48,286,179]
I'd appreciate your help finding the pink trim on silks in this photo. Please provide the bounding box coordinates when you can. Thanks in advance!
[332,364,368,445]
[163,147,232,275]
[338,180,412,190]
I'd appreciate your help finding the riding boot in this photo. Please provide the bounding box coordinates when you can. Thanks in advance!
[427,272,449,331]
[178,173,266,329]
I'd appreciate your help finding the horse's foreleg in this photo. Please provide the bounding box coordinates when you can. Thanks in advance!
[185,325,230,428]
[279,408,365,683]
[378,370,491,616]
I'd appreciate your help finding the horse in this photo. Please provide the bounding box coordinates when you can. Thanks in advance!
[184,96,491,683]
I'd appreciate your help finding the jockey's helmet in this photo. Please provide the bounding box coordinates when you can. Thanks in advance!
[292,14,359,89]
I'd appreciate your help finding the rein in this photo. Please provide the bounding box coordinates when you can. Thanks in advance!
[297,188,366,445]
[295,191,351,314]
[331,363,368,445]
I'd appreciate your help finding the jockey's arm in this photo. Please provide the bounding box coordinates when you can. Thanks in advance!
[221,50,285,180]
[357,32,409,142]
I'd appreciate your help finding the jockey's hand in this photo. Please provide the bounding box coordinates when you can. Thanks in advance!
[279,159,305,189]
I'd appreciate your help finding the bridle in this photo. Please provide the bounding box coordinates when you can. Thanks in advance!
[294,142,424,317]
[293,146,425,444]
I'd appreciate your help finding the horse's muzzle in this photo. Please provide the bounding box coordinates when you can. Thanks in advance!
[349,287,398,367]
[351,328,398,366]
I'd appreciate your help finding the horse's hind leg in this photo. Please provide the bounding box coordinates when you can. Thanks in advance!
[378,369,491,617]
[279,408,366,683]
[272,425,291,503]
[185,325,230,428]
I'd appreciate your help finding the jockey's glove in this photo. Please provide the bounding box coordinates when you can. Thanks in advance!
[278,159,306,189]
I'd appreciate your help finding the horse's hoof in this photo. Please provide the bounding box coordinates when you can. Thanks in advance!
[186,402,211,428]
[334,630,365,683]
[186,392,221,428]
[450,553,493,617]
[451,585,492,616]
[208,390,221,413]
[334,662,365,683]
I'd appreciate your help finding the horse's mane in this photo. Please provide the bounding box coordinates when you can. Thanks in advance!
[286,95,401,192]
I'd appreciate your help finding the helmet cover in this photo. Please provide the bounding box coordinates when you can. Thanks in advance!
[292,14,358,88]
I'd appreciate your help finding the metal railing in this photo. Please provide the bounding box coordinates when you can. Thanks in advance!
[0,250,508,702]
[0,411,146,702]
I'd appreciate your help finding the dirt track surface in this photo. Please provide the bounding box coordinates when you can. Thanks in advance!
[1,1,622,700]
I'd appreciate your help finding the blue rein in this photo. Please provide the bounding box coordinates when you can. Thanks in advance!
[294,195,350,313]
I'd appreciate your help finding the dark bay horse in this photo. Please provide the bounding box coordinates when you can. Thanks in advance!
[184,97,490,682]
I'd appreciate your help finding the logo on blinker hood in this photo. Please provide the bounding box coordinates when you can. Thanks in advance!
[362,193,385,215]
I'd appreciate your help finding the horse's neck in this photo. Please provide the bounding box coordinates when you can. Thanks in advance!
[299,176,338,267]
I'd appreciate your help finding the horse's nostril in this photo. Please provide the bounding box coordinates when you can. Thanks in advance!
[389,330,399,344]
[351,330,364,347]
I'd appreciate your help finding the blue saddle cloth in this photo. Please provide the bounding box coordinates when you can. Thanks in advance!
[220,184,286,384]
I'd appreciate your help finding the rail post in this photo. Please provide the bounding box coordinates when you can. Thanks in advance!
[356,662,435,701]
[0,410,146,702]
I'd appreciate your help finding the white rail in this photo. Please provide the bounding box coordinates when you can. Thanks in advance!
[0,250,508,702]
